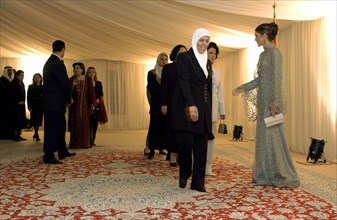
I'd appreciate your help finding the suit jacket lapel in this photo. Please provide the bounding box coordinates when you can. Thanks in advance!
[188,50,207,80]
[206,60,212,83]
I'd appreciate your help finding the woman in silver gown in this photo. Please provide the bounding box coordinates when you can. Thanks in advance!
[232,22,300,188]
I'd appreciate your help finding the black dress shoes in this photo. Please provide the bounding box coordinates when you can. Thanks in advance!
[190,186,206,192]
[148,150,154,160]
[59,152,76,160]
[19,136,27,141]
[179,179,187,188]
[170,162,178,167]
[44,159,63,164]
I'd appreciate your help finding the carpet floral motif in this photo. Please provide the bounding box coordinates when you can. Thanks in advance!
[0,151,335,219]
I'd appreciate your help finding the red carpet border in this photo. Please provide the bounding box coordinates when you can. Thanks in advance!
[0,151,336,219]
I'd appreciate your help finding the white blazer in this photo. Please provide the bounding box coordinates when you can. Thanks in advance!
[212,70,225,122]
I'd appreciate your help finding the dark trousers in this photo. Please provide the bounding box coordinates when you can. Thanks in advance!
[90,111,98,145]
[43,111,68,161]
[148,114,164,151]
[162,115,177,153]
[175,131,208,188]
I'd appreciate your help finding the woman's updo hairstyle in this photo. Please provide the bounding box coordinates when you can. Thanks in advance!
[255,22,278,42]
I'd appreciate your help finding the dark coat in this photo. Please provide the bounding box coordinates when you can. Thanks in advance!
[94,81,103,99]
[28,84,43,126]
[11,77,25,105]
[43,54,71,113]
[27,84,43,111]
[171,48,212,134]
[161,62,177,109]
[11,77,26,129]
[160,62,178,150]
[0,76,14,138]
[147,70,161,116]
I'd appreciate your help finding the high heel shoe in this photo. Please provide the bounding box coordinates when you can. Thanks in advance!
[144,146,150,155]
[170,152,178,167]
[33,134,40,141]
[179,179,187,188]
[191,185,206,192]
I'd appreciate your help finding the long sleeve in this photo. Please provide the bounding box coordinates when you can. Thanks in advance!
[95,81,103,98]
[160,64,170,106]
[176,52,195,107]
[212,70,225,121]
[215,72,225,116]
[27,85,33,109]
[241,77,259,92]
[270,48,286,113]
[87,76,96,108]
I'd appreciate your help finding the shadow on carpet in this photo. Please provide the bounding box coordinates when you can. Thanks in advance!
[0,151,335,219]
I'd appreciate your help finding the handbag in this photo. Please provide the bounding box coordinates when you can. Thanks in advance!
[218,120,227,134]
[264,113,284,128]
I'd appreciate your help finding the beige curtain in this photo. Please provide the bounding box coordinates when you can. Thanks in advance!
[63,60,150,130]
[279,17,336,161]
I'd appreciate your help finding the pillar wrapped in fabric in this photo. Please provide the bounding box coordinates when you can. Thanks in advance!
[306,137,326,163]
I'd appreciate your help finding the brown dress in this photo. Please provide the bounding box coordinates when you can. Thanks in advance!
[69,75,96,148]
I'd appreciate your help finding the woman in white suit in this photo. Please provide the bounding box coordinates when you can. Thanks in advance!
[206,42,225,176]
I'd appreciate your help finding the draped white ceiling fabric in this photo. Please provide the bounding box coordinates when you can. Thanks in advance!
[0,0,334,63]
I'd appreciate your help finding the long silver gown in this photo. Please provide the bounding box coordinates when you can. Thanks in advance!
[241,43,300,188]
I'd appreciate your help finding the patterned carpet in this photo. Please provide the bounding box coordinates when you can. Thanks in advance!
[0,151,336,219]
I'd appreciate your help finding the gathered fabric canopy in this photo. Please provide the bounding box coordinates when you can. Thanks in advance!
[0,0,334,62]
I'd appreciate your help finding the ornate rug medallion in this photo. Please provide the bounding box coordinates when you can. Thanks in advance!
[0,151,335,219]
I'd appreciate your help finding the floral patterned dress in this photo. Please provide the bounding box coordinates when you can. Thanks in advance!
[69,75,96,148]
[241,44,300,188]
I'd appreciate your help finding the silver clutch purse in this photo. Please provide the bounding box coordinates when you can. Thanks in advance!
[264,113,284,128]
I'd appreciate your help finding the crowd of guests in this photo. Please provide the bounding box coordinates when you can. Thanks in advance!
[0,67,28,141]
[0,49,108,156]
[145,24,299,192]
[1,22,300,191]
[144,30,227,192]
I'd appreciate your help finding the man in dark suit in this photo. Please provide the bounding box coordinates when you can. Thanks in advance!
[0,66,14,139]
[42,40,75,164]
[171,29,213,192]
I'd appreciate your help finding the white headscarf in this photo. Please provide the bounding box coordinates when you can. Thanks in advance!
[192,28,211,77]
[2,67,13,82]
[153,52,168,84]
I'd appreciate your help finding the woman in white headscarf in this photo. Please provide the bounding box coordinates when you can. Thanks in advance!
[171,28,212,192]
